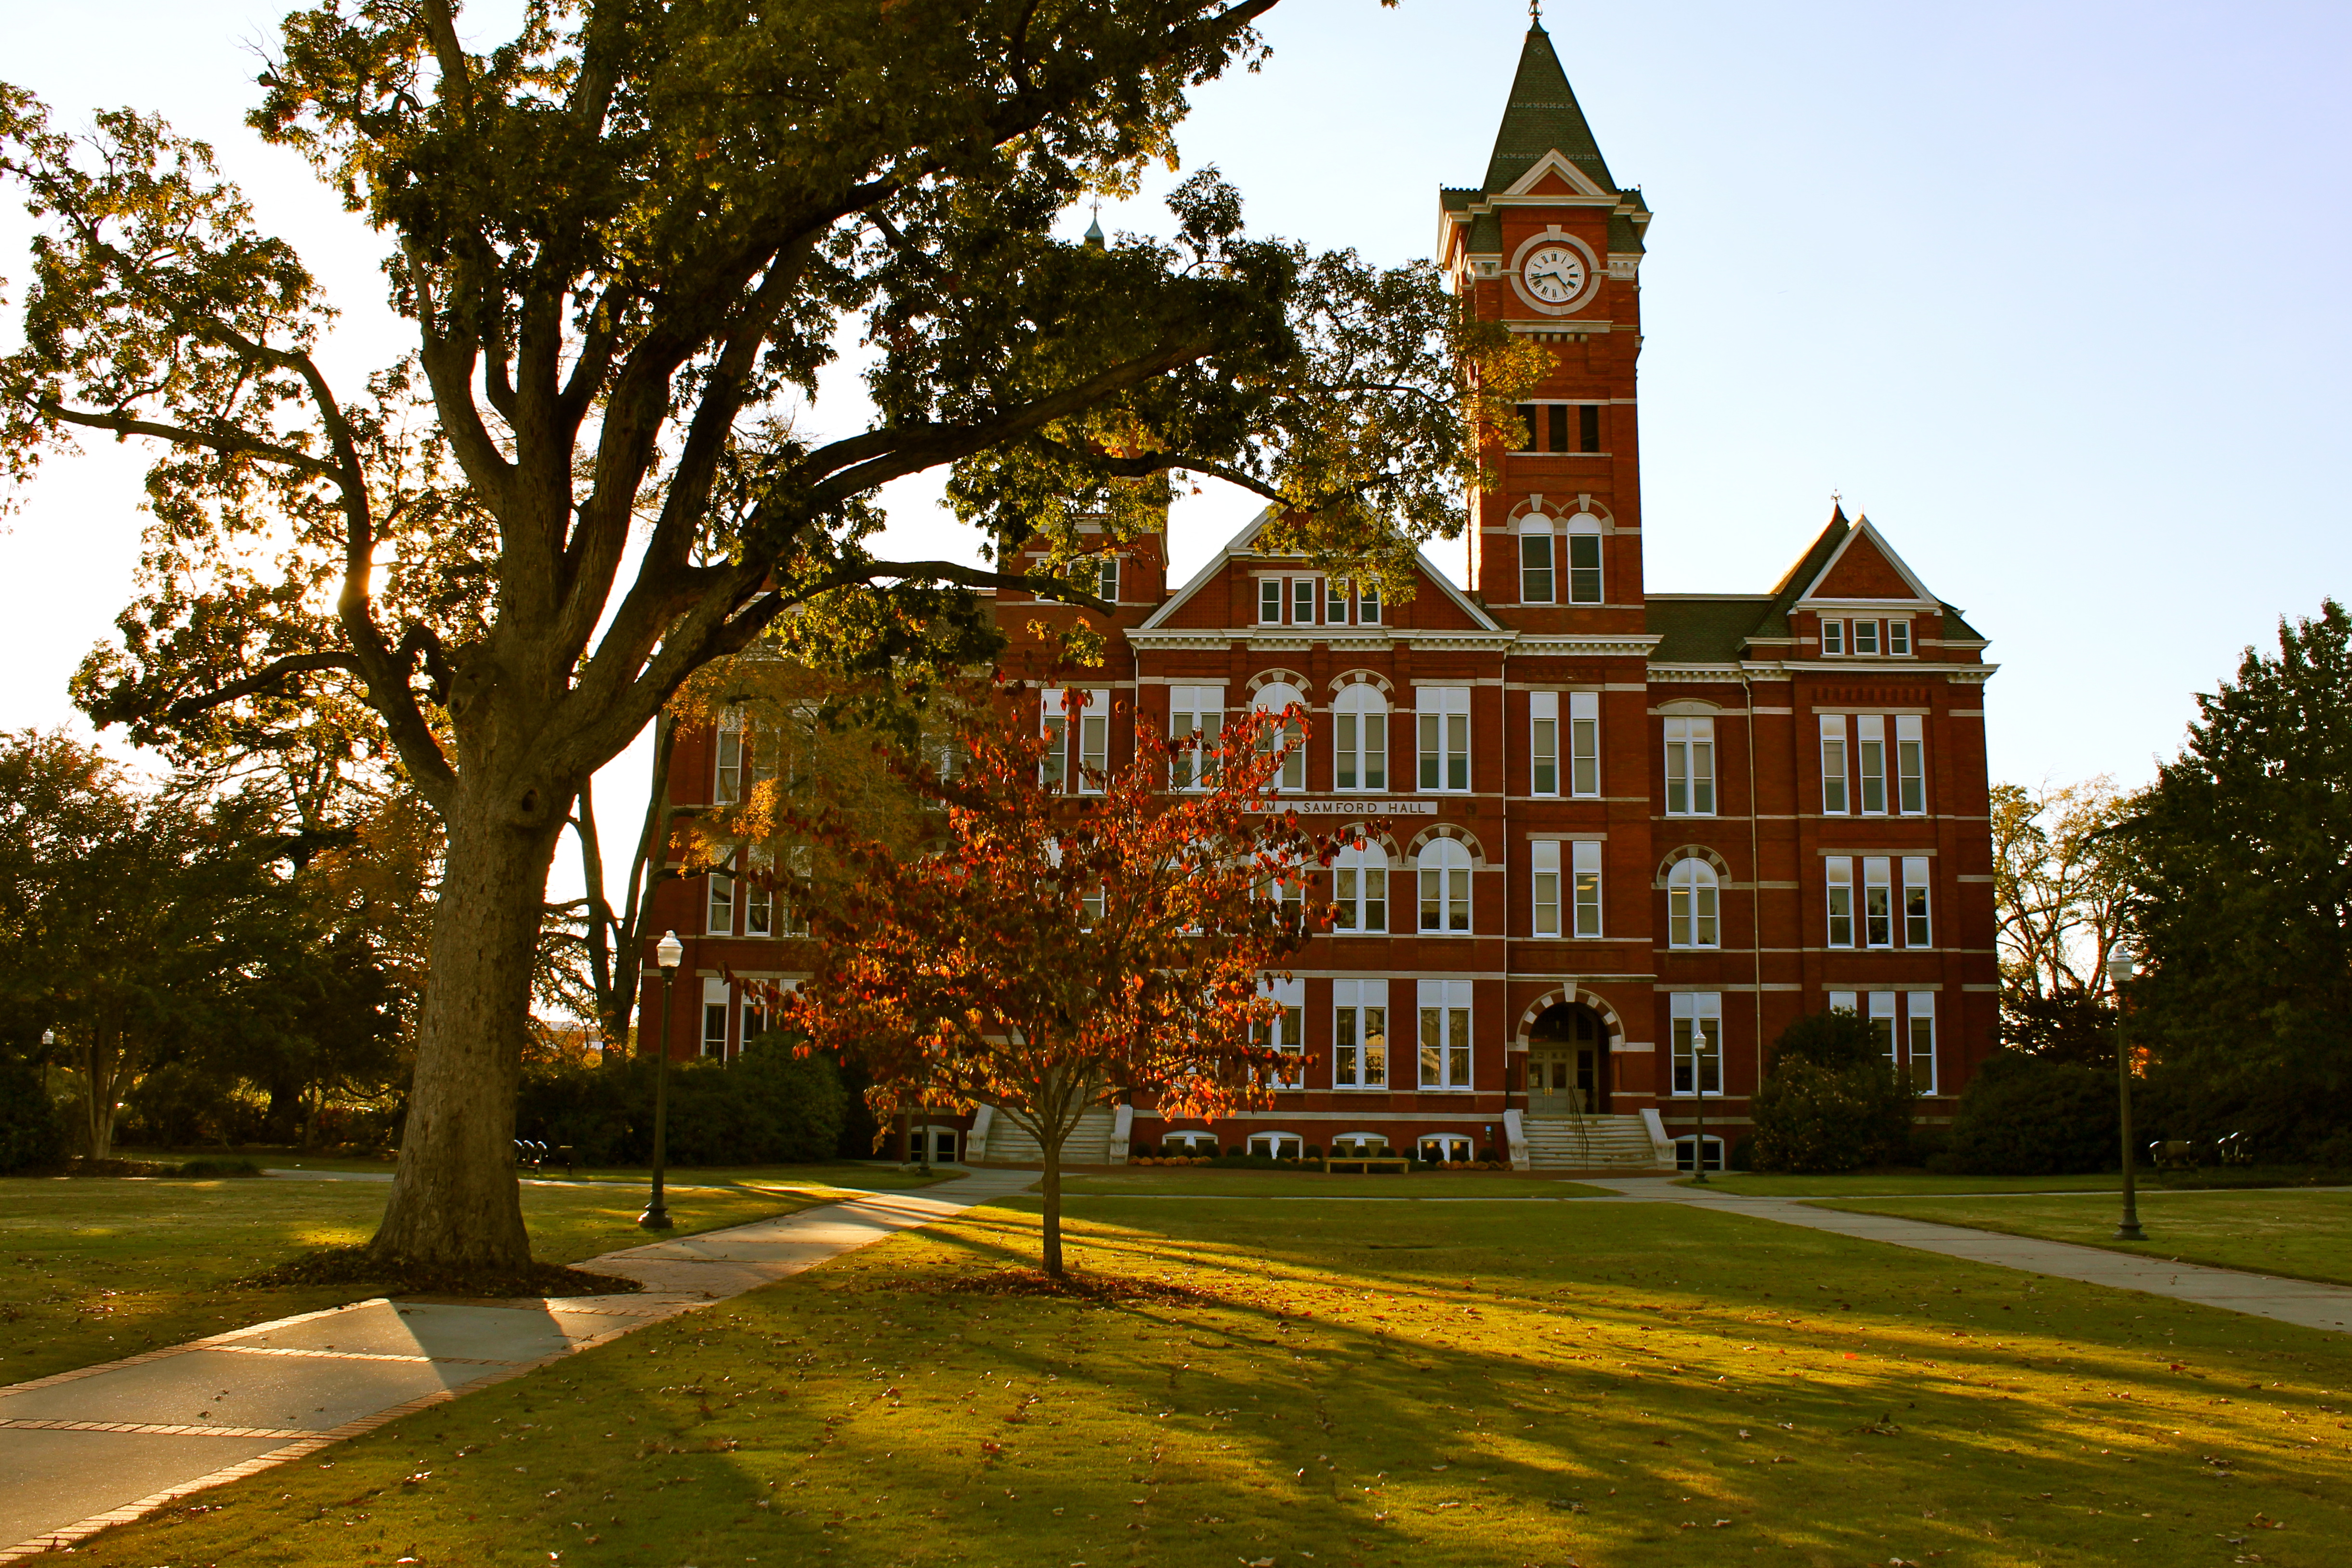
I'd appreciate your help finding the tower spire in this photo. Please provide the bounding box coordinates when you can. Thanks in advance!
[1482,21,1614,194]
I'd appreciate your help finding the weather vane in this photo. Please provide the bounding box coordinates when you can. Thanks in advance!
[1530,0,1542,19]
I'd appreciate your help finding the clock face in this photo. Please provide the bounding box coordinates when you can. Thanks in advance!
[1521,245,1588,306]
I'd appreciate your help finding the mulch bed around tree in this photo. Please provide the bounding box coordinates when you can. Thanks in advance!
[236,1245,642,1300]
[897,1266,1222,1305]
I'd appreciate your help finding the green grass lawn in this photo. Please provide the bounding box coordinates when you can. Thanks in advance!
[0,1175,859,1385]
[1063,1169,1613,1198]
[116,1147,956,1191]
[68,1193,2352,1568]
[1816,1188,2352,1288]
[1681,1166,2337,1198]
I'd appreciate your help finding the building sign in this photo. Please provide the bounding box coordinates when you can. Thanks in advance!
[1242,798,1439,816]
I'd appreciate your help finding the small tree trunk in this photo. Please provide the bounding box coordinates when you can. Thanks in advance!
[368,785,568,1271]
[1039,1123,1065,1279]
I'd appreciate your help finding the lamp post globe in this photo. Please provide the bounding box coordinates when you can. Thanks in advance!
[640,930,684,1231]
[2103,940,2145,1242]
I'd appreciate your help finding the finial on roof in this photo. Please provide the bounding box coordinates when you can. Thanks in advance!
[1530,0,1543,24]
[1084,199,1105,250]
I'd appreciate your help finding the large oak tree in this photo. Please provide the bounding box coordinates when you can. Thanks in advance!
[0,0,1531,1269]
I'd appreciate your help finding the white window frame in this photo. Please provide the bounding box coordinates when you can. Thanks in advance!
[1333,841,1389,933]
[714,708,745,804]
[745,857,774,937]
[1572,840,1603,937]
[1906,993,1938,1094]
[1417,687,1471,793]
[1530,691,1559,795]
[1569,691,1601,797]
[1663,716,1715,816]
[1246,1131,1305,1160]
[1252,683,1308,794]
[1667,857,1720,949]
[1565,526,1603,605]
[1853,618,1881,656]
[1257,577,1283,625]
[701,977,731,1059]
[1095,554,1121,604]
[706,870,735,936]
[1863,856,1893,948]
[1819,714,1849,815]
[1356,580,1382,625]
[1674,1135,1726,1172]
[1332,978,1389,1089]
[1826,856,1854,949]
[1821,619,1845,657]
[1519,519,1554,604]
[1417,838,1473,935]
[1868,990,1898,1067]
[1041,688,1108,793]
[1333,685,1388,793]
[1903,856,1932,947]
[1887,618,1912,657]
[1856,715,1887,815]
[1829,989,1857,1015]
[1169,686,1224,791]
[1418,1133,1475,1164]
[778,845,811,937]
[1417,979,1473,1090]
[1669,992,1723,1096]
[1257,977,1306,1088]
[1896,715,1926,815]
[1531,840,1561,937]
[1292,576,1318,627]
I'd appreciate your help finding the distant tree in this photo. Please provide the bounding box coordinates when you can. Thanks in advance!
[2118,600,2352,1159]
[780,696,1331,1278]
[1991,775,2129,1056]
[1748,1009,1914,1174]
[0,9,1540,1267]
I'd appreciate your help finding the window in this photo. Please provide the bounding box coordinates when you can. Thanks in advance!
[1674,1135,1725,1172]
[1333,842,1388,933]
[1887,619,1912,656]
[1418,979,1473,1089]
[1821,619,1845,657]
[714,709,744,804]
[1512,402,1538,451]
[1670,992,1722,1095]
[1169,686,1223,790]
[701,978,730,1059]
[1530,692,1558,794]
[1856,715,1886,814]
[746,871,773,937]
[778,845,812,936]
[1417,838,1473,934]
[1040,688,1108,791]
[1896,715,1926,814]
[1907,993,1938,1093]
[707,870,735,935]
[1868,990,1897,1065]
[1826,856,1854,948]
[1246,1132,1304,1160]
[1667,858,1720,949]
[1293,577,1317,626]
[739,995,769,1045]
[1333,685,1388,792]
[1357,580,1381,624]
[1573,841,1603,937]
[1829,989,1856,1015]
[1663,716,1715,815]
[1094,554,1120,603]
[1570,691,1600,796]
[1419,1133,1474,1165]
[1258,578,1283,624]
[1257,977,1305,1088]
[1333,979,1388,1088]
[1864,856,1892,948]
[1580,403,1603,453]
[1548,403,1570,453]
[1819,714,1849,814]
[1853,619,1881,656]
[1417,687,1471,792]
[1566,530,1603,603]
[1903,856,1932,947]
[1532,840,1561,937]
[1520,527,1554,603]
[1252,683,1307,793]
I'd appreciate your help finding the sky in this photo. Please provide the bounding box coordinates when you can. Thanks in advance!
[3,0,2348,906]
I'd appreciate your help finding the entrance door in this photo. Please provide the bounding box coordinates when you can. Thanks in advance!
[1527,1003,1608,1114]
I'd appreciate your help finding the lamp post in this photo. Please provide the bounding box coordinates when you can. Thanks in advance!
[639,930,683,1231]
[1689,1019,1711,1183]
[2103,939,2144,1242]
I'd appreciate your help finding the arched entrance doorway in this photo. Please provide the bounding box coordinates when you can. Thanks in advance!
[1527,1002,1609,1115]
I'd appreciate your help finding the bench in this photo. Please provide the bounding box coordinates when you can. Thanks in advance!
[1320,1156,1410,1173]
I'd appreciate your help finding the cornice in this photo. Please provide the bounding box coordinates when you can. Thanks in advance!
[1645,663,1746,684]
[1778,659,1989,676]
[1511,634,1662,657]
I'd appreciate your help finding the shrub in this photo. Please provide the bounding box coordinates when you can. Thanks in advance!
[515,1036,846,1166]
[1932,1051,2117,1175]
[1303,1144,1323,1160]
[176,1157,263,1178]
[1477,1145,1498,1163]
[1749,1010,1914,1173]
[0,1055,64,1173]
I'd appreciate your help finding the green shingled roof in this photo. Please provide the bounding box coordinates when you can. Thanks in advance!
[1483,25,1616,195]
[1645,598,1771,664]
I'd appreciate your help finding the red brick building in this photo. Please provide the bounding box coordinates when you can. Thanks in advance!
[645,24,1999,1172]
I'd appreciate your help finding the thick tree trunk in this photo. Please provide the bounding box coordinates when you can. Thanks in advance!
[368,782,568,1271]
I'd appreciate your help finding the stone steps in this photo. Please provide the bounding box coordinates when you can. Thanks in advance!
[1523,1114,1669,1171]
[972,1107,1117,1166]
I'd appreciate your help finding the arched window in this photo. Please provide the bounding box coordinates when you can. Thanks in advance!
[1333,840,1389,933]
[1332,684,1388,792]
[1667,858,1720,949]
[1417,838,1473,934]
[1246,1131,1304,1160]
[1563,512,1604,604]
[1251,682,1307,793]
[1518,514,1555,604]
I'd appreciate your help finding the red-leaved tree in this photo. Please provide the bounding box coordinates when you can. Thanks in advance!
[777,694,1332,1278]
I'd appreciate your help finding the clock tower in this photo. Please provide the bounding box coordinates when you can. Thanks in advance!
[1439,21,1651,633]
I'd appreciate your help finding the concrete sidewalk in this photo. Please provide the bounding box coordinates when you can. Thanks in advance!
[0,1169,1036,1564]
[1597,1175,2352,1334]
